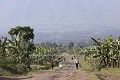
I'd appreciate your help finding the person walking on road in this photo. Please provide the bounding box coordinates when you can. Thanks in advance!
[51,60,54,70]
[59,61,62,70]
[75,58,79,69]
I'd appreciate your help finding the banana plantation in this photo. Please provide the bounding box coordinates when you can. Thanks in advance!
[74,36,120,70]
[31,43,62,66]
[0,26,35,74]
[1,26,120,76]
[0,26,62,75]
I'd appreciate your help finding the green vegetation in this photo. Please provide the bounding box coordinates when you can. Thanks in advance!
[31,43,63,67]
[79,54,120,80]
[72,36,120,79]
[0,26,35,76]
[0,26,63,76]
[1,25,120,80]
[74,36,120,71]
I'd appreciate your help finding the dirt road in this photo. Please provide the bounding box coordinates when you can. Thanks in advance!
[0,54,88,80]
[21,54,88,80]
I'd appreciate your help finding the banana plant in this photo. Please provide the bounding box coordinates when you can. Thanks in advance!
[8,26,35,68]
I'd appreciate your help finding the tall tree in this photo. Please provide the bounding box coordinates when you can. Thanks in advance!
[8,26,35,68]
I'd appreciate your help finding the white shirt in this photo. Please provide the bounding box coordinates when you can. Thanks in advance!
[75,59,79,63]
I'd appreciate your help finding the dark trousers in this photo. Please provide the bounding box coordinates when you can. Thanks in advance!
[76,63,79,69]
[52,64,54,70]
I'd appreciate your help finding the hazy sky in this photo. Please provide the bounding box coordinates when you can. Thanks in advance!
[0,0,120,33]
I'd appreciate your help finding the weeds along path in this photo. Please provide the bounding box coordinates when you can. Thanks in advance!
[21,54,88,80]
[0,54,88,80]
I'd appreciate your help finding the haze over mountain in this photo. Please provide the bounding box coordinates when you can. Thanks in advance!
[0,0,120,43]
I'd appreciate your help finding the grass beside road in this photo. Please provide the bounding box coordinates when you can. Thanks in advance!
[0,64,60,77]
[28,64,59,75]
[79,56,120,80]
[79,57,100,80]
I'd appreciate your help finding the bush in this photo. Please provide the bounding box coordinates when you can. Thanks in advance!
[16,63,28,73]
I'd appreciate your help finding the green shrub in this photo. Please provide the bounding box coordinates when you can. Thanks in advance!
[16,63,28,73]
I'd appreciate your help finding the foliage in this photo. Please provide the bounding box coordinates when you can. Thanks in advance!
[67,42,74,54]
[0,26,63,76]
[0,26,35,75]
[74,36,120,70]
[31,43,62,66]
